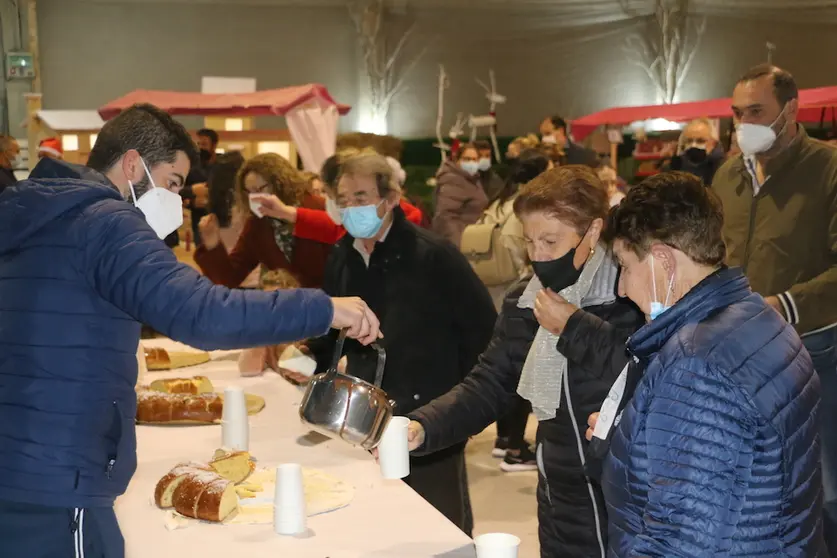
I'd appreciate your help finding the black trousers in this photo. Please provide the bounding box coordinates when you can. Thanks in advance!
[0,500,124,558]
[404,444,473,536]
[496,395,532,450]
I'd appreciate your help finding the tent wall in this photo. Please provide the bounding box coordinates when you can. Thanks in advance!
[36,0,837,138]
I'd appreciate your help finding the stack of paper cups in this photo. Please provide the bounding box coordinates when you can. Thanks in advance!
[474,533,521,558]
[221,386,249,451]
[378,416,410,479]
[274,464,307,535]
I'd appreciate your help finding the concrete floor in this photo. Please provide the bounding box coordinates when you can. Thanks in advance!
[466,417,540,558]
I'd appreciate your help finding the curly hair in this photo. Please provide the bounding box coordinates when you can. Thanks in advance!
[604,171,725,266]
[236,153,308,210]
[513,165,608,235]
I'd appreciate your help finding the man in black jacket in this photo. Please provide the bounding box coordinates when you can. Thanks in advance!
[539,115,598,167]
[306,151,497,535]
[0,134,20,195]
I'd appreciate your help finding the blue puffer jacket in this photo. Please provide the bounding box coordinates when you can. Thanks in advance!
[0,159,334,509]
[602,267,826,557]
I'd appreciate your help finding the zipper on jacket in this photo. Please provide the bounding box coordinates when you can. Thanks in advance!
[562,375,607,558]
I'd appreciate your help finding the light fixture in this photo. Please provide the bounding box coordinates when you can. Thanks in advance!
[257,141,290,159]
[224,118,244,132]
[62,134,79,151]
[357,112,388,135]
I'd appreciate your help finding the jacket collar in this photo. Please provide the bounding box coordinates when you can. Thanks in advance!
[628,266,751,360]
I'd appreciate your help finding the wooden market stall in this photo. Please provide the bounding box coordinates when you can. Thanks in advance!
[98,84,352,171]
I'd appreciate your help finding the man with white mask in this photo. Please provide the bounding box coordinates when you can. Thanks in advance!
[712,64,837,555]
[0,103,381,558]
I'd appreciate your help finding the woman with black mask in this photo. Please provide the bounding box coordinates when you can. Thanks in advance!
[405,166,644,557]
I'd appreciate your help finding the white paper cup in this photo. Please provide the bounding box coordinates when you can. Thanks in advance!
[378,416,410,479]
[221,386,249,451]
[474,533,520,558]
[274,464,307,535]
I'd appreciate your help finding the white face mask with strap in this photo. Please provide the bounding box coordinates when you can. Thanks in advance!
[128,158,183,240]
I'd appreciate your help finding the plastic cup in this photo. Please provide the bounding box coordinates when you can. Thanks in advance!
[273,464,307,535]
[221,386,249,451]
[377,416,410,479]
[474,533,521,558]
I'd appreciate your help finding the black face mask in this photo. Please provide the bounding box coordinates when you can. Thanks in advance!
[683,146,708,165]
[199,149,213,166]
[531,236,586,292]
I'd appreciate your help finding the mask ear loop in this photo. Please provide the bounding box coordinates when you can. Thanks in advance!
[663,269,675,308]
[128,181,138,205]
[650,254,658,307]
[138,157,158,190]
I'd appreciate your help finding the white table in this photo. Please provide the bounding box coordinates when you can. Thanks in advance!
[118,340,476,558]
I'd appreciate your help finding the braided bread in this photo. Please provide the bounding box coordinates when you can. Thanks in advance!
[155,464,238,522]
[136,390,223,423]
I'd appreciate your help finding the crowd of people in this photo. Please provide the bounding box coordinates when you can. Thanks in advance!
[0,61,835,558]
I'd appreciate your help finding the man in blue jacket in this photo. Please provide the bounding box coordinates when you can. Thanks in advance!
[0,103,380,557]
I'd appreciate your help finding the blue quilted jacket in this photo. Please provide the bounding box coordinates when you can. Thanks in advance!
[602,267,826,557]
[0,159,333,509]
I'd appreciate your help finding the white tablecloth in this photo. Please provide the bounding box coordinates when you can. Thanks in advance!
[118,339,476,558]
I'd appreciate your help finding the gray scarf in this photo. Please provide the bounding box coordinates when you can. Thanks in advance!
[516,245,615,421]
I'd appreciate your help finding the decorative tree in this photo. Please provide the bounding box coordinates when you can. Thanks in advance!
[621,0,707,104]
[349,0,427,134]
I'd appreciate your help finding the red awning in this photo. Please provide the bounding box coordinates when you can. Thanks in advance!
[98,83,351,120]
[572,85,837,141]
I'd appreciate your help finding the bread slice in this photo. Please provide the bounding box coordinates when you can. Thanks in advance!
[154,463,211,508]
[172,469,238,522]
[209,450,254,484]
[149,376,214,395]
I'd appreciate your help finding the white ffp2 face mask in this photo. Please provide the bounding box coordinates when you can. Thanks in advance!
[736,104,788,156]
[129,158,183,240]
[248,193,265,218]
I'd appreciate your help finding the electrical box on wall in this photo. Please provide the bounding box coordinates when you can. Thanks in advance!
[6,52,35,79]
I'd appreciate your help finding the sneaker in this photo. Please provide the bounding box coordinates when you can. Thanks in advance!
[492,437,510,458]
[500,445,538,472]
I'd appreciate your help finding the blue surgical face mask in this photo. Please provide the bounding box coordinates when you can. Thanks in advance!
[460,161,480,176]
[341,201,385,239]
[648,254,675,320]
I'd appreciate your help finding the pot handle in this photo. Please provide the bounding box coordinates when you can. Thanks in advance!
[371,343,387,388]
[326,328,349,378]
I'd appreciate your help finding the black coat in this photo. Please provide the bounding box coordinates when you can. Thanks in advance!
[0,167,17,196]
[410,279,643,558]
[307,207,497,416]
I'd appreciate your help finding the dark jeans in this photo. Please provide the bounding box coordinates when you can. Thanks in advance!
[0,500,124,558]
[804,327,837,557]
[496,395,532,450]
[405,444,473,536]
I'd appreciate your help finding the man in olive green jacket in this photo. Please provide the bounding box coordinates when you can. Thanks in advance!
[712,64,837,554]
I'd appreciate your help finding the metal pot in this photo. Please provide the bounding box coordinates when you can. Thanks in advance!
[298,329,393,450]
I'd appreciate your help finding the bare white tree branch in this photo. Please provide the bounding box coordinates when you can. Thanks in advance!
[349,0,428,131]
[622,0,705,104]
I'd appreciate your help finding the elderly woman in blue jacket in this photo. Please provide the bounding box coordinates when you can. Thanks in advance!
[591,172,825,556]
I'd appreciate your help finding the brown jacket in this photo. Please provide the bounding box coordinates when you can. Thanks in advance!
[195,193,333,288]
[433,160,489,247]
[711,127,837,334]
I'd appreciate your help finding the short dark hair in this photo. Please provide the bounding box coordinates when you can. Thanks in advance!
[320,153,341,189]
[738,64,798,106]
[474,140,492,152]
[197,128,220,147]
[514,165,608,235]
[88,103,199,174]
[605,171,725,266]
[493,148,550,206]
[208,151,245,228]
[549,115,567,131]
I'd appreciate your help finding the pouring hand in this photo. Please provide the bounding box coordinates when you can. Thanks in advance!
[330,297,382,345]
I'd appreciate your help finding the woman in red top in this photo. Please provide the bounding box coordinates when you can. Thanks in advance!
[195,153,333,288]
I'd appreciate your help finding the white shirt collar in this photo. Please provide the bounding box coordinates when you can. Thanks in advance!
[353,220,394,267]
